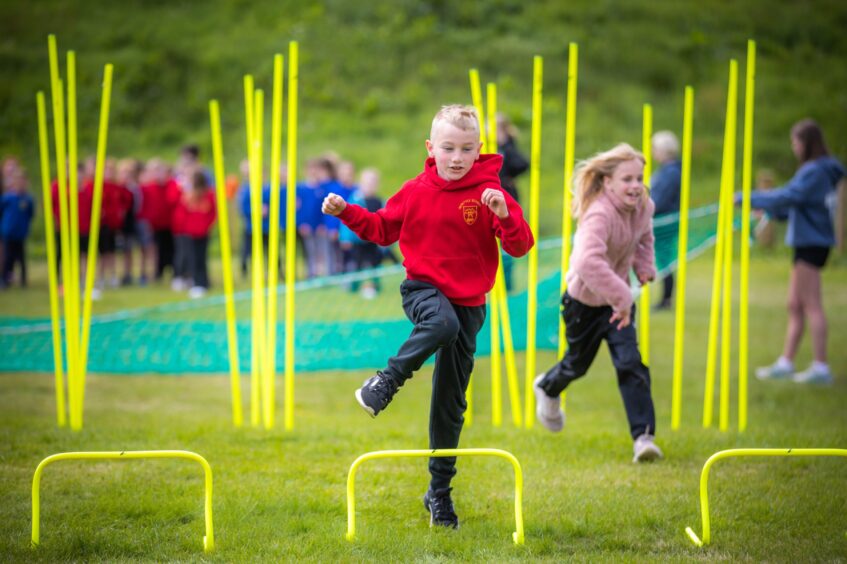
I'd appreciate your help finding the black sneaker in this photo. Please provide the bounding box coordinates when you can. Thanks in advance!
[354,372,398,418]
[423,487,459,529]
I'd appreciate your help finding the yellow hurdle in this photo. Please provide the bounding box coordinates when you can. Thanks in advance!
[670,86,694,431]
[738,40,757,433]
[265,53,285,430]
[209,100,243,428]
[345,448,524,544]
[31,450,214,552]
[284,41,299,431]
[685,448,847,546]
[639,103,652,366]
[524,55,543,429]
[36,92,66,428]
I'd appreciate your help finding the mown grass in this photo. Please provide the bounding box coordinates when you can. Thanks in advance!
[0,253,845,561]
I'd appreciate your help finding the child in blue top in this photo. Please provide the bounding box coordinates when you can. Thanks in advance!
[0,168,35,288]
[747,119,845,385]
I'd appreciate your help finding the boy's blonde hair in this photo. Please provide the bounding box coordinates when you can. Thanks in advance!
[572,143,646,219]
[430,104,480,140]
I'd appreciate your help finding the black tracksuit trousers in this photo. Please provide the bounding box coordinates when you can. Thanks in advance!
[382,280,486,491]
[538,292,656,440]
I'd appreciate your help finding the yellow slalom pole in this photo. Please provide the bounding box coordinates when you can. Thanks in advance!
[719,60,738,433]
[485,82,503,427]
[639,103,653,366]
[467,68,485,426]
[703,178,727,428]
[209,100,243,428]
[264,53,284,430]
[66,53,81,425]
[78,64,114,428]
[469,69,486,153]
[524,55,543,429]
[244,75,261,427]
[557,42,578,414]
[284,41,298,431]
[36,92,66,427]
[738,41,756,433]
[48,36,76,430]
[671,86,694,431]
[253,88,268,427]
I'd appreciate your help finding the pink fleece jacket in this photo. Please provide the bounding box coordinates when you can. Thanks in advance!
[565,188,656,313]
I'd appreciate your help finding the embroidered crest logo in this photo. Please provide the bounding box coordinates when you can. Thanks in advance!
[459,199,481,226]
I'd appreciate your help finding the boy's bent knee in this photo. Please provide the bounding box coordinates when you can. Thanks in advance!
[429,314,460,346]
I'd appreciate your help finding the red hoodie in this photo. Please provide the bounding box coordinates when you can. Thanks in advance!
[97,180,132,230]
[51,179,93,234]
[172,189,217,238]
[139,180,172,230]
[338,154,534,306]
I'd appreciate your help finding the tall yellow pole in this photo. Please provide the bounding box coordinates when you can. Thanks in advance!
[738,41,756,433]
[469,69,486,153]
[524,55,543,429]
[703,171,727,428]
[557,42,579,414]
[284,41,299,431]
[671,86,694,431]
[66,53,81,424]
[48,36,76,429]
[209,99,243,428]
[719,60,738,433]
[639,104,653,366]
[36,91,66,427]
[488,83,521,427]
[78,64,114,428]
[466,68,485,426]
[244,75,261,427]
[265,53,284,430]
[253,88,268,427]
[486,83,503,427]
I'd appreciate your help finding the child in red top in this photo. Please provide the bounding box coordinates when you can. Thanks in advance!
[323,105,533,528]
[172,169,216,298]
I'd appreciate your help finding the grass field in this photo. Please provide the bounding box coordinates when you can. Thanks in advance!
[0,251,845,561]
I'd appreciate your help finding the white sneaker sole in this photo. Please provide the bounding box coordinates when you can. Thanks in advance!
[534,375,564,432]
[354,388,376,418]
[633,444,663,463]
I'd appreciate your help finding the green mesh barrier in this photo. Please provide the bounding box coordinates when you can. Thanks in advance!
[0,204,727,374]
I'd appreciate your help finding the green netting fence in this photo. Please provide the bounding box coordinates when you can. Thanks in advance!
[1,204,728,374]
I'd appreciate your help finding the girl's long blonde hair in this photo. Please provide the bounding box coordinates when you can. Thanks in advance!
[572,143,646,219]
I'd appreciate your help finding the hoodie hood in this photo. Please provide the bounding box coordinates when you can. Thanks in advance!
[817,155,846,185]
[422,153,504,191]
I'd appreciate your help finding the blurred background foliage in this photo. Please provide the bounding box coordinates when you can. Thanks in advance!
[1,0,845,241]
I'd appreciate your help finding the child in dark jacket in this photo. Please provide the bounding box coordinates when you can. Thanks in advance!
[0,168,35,287]
[323,105,534,529]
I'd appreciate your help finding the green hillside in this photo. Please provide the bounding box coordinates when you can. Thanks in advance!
[2,0,846,239]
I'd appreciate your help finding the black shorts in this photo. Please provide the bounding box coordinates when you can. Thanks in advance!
[793,246,830,269]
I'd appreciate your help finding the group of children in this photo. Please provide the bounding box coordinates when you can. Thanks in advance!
[238,154,395,298]
[0,146,219,298]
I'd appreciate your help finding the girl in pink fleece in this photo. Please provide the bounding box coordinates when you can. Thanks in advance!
[534,143,663,463]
